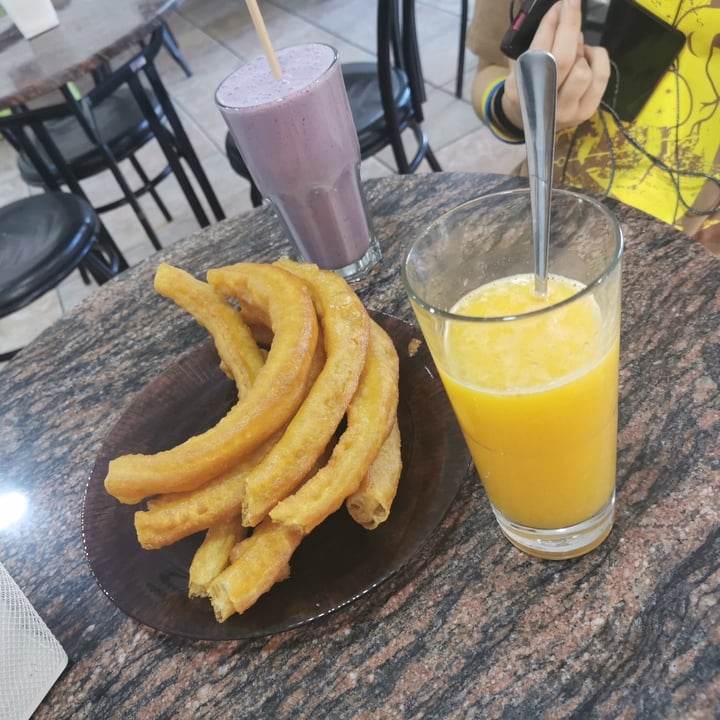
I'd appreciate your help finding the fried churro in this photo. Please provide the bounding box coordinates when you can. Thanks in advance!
[188,517,248,599]
[104,264,318,505]
[208,518,303,622]
[240,259,371,526]
[346,419,402,530]
[270,321,399,534]
[153,263,264,395]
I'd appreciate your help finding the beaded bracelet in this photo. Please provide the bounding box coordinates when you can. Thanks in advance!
[481,78,525,144]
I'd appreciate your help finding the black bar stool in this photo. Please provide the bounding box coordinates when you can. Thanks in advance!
[0,192,123,362]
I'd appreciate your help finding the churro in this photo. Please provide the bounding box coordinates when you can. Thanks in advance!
[105,264,318,504]
[270,321,399,534]
[346,419,402,530]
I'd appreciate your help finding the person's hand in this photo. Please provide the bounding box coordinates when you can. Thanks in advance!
[502,0,610,130]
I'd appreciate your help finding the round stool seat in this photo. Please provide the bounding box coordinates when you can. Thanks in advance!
[0,192,100,317]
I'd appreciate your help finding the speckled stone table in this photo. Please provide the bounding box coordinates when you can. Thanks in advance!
[1,173,718,719]
[0,0,176,107]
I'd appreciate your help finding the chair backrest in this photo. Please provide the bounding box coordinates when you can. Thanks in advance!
[375,0,437,173]
[0,27,167,197]
[397,0,427,118]
[1,103,85,194]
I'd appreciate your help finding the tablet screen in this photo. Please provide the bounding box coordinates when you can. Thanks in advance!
[600,0,685,122]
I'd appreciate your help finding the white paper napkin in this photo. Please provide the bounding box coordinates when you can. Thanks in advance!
[0,562,68,720]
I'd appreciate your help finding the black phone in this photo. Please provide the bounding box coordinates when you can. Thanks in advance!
[500,0,560,60]
[600,0,685,122]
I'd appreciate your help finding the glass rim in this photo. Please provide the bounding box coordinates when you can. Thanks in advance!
[401,187,624,324]
[214,42,339,113]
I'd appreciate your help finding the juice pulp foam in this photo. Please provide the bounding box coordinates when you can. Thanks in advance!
[216,44,375,271]
[439,273,619,529]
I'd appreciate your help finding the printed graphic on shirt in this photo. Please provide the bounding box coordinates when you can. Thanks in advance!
[554,0,719,229]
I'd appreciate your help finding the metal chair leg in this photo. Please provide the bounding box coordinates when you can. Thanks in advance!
[60,87,164,251]
[145,62,226,223]
[127,75,212,228]
[129,153,173,222]
[250,180,263,208]
[100,158,163,250]
[161,20,193,78]
[424,144,443,172]
[456,0,468,99]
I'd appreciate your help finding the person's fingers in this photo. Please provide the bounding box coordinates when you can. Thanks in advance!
[530,0,583,86]
[555,46,610,128]
[549,0,584,84]
[556,57,593,123]
[529,0,563,52]
[578,45,611,116]
[503,2,611,131]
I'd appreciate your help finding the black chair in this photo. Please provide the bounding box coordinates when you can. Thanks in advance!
[0,192,123,362]
[1,27,224,252]
[226,0,441,207]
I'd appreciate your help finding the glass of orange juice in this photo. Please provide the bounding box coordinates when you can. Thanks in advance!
[403,188,623,559]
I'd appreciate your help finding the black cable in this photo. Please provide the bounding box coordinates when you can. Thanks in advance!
[597,5,717,218]
[599,100,720,217]
[671,60,682,223]
[596,103,616,200]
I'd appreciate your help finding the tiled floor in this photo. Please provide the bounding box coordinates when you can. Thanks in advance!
[0,0,525,362]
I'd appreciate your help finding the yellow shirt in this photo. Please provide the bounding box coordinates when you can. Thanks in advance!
[468,0,720,239]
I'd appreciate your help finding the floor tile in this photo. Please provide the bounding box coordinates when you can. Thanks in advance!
[270,0,378,53]
[422,85,482,149]
[435,125,527,174]
[174,0,245,31]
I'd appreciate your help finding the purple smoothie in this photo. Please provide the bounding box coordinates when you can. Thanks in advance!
[216,44,379,274]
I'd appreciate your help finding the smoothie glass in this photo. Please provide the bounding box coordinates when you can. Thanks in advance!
[216,43,381,281]
[403,188,623,559]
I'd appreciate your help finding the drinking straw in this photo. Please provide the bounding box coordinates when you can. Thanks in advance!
[245,0,282,78]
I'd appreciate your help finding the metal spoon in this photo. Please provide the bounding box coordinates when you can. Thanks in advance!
[516,50,557,296]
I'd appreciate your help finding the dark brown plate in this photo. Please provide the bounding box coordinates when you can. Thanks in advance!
[82,312,470,640]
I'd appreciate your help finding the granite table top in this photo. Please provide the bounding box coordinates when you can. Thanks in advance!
[0,0,176,107]
[0,172,718,718]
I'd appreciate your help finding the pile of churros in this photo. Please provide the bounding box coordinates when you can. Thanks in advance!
[103,260,401,622]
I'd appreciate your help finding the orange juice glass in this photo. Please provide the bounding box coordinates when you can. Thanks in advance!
[402,189,623,559]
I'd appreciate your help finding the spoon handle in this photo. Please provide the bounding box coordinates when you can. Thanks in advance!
[516,50,557,296]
